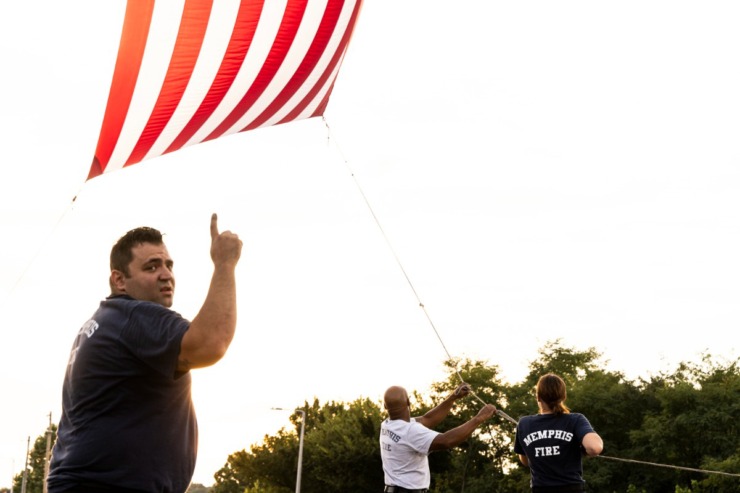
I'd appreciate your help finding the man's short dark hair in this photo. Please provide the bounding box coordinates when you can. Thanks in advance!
[110,227,164,276]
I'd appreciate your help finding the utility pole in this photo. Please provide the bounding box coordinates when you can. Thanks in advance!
[295,409,305,493]
[43,412,52,493]
[272,408,306,493]
[20,437,29,493]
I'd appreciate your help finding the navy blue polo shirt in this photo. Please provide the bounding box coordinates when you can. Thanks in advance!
[48,295,195,493]
[514,412,594,488]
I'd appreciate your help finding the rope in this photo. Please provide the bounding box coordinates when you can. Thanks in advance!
[596,455,740,478]
[321,117,739,481]
[323,118,533,427]
[5,192,80,297]
[321,120,455,360]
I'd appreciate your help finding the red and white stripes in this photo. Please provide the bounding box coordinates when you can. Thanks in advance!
[89,0,363,179]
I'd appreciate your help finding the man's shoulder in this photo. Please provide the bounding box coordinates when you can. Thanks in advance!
[101,294,145,310]
[105,294,136,302]
[104,294,157,306]
[383,418,410,427]
[382,418,425,434]
[103,295,179,315]
[97,296,186,329]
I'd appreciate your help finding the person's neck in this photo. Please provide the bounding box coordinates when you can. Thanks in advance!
[388,410,411,422]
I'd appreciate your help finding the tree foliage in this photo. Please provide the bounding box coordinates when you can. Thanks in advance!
[19,342,739,493]
[626,355,740,492]
[211,398,385,493]
[208,341,739,493]
[11,423,56,493]
[186,483,211,493]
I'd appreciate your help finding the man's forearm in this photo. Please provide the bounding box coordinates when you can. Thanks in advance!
[181,265,238,368]
[419,394,457,428]
[429,415,483,451]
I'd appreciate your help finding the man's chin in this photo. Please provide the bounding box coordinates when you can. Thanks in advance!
[158,294,174,307]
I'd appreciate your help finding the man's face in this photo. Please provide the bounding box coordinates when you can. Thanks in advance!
[113,242,175,307]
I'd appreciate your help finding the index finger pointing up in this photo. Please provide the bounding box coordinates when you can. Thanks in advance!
[210,213,219,240]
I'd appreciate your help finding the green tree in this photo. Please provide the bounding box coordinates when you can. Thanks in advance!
[628,354,740,492]
[503,339,606,428]
[212,398,383,493]
[301,397,384,490]
[212,430,295,493]
[186,483,211,493]
[426,357,523,493]
[12,424,56,493]
[208,343,740,493]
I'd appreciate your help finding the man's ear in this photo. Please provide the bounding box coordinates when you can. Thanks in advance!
[110,270,127,293]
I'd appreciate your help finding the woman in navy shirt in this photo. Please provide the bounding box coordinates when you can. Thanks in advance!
[514,373,603,493]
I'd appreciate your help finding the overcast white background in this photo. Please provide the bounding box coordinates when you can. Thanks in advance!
[1,1,739,487]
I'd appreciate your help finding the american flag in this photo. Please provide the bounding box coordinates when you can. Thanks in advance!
[89,0,363,179]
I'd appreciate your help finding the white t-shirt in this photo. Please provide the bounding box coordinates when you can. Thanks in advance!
[380,417,439,488]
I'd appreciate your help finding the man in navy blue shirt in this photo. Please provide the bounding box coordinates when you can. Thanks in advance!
[48,214,242,493]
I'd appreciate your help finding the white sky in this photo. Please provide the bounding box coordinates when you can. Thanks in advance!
[1,1,739,487]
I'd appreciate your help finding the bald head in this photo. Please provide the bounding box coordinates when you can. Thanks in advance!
[384,386,410,420]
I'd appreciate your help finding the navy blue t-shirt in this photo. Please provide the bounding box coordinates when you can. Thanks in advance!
[514,412,595,488]
[48,295,196,493]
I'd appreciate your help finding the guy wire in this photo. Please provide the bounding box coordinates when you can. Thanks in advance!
[6,191,81,297]
[322,118,739,480]
[323,121,461,361]
[323,117,510,424]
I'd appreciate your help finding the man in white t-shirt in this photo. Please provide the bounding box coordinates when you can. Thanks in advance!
[379,383,497,492]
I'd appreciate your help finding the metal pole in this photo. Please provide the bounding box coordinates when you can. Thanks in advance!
[20,436,29,493]
[43,412,52,493]
[295,410,305,493]
[272,407,306,493]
